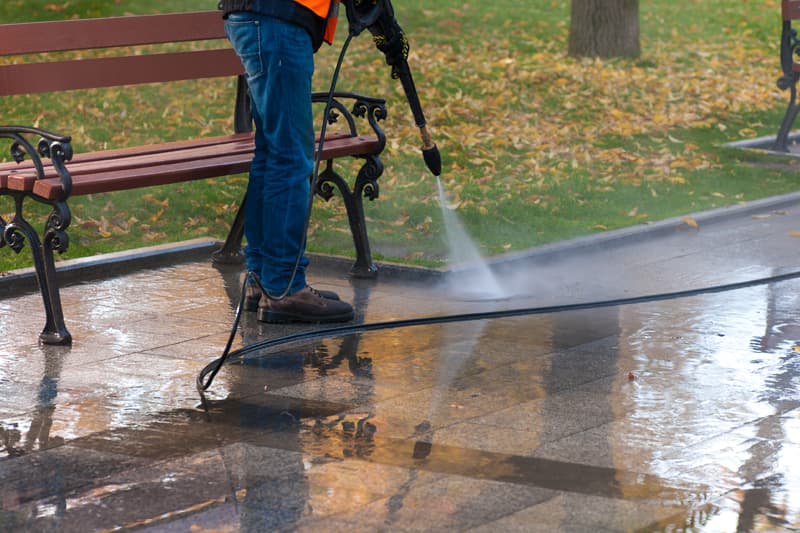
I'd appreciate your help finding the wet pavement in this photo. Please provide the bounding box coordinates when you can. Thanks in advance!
[3,195,800,532]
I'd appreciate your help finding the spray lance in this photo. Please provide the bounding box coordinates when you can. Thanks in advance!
[341,0,442,177]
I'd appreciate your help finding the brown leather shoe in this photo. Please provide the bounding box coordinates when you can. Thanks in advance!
[244,280,340,312]
[258,286,354,323]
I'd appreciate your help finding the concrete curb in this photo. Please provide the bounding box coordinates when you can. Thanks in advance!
[722,132,800,156]
[0,238,223,297]
[0,238,444,298]
[461,191,800,272]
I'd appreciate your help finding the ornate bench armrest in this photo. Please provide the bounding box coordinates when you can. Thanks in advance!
[311,92,387,154]
[0,125,74,199]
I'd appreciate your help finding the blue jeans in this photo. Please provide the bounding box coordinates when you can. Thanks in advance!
[224,13,315,296]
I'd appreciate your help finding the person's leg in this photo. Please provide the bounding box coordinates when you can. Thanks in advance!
[244,110,267,277]
[251,17,314,297]
[224,13,269,278]
[226,13,353,323]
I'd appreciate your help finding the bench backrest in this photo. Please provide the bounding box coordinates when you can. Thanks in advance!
[0,11,243,96]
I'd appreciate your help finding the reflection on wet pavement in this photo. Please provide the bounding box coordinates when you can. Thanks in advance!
[2,247,800,531]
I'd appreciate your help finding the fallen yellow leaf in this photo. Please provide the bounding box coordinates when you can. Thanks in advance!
[682,216,699,229]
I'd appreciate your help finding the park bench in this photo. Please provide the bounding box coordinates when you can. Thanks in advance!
[775,0,800,151]
[0,10,387,346]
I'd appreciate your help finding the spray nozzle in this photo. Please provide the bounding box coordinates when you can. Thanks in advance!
[422,144,441,177]
[419,124,441,177]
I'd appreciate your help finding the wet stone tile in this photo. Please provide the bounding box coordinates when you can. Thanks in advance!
[52,354,216,411]
[531,413,753,482]
[84,445,308,532]
[66,303,159,329]
[211,351,350,399]
[347,381,566,443]
[271,374,414,407]
[1,445,251,532]
[303,459,442,512]
[785,407,800,445]
[64,407,253,462]
[0,444,149,509]
[172,302,241,324]
[0,399,198,459]
[117,314,232,337]
[702,472,800,533]
[0,378,57,420]
[468,492,686,533]
[165,261,227,281]
[143,331,246,360]
[460,375,626,444]
[315,474,555,532]
[71,332,206,362]
[0,311,45,341]
[425,423,544,457]
[5,213,800,532]
[356,291,490,323]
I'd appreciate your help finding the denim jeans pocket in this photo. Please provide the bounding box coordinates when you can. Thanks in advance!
[224,18,263,79]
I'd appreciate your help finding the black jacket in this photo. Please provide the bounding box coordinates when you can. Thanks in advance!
[218,0,327,51]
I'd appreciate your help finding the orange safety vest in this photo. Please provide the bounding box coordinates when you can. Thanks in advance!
[296,0,339,45]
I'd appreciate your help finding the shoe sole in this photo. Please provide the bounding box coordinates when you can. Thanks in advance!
[257,308,354,324]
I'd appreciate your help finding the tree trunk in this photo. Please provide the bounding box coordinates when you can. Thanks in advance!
[568,0,640,58]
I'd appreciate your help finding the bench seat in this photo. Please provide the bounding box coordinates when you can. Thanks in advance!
[0,132,380,200]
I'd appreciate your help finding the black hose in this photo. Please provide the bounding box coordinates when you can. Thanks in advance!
[204,33,356,389]
[197,267,800,392]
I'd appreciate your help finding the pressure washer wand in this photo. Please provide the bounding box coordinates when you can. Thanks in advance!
[393,59,441,177]
[343,0,441,177]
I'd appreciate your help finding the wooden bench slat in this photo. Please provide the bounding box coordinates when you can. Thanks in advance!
[0,134,252,174]
[33,154,251,199]
[10,136,379,200]
[0,49,243,96]
[26,139,255,179]
[6,173,38,193]
[785,1,800,21]
[0,11,225,56]
[44,133,359,177]
[0,132,357,177]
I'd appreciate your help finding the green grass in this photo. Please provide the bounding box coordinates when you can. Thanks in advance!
[1,0,798,272]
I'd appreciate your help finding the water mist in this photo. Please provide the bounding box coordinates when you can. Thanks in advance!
[436,177,507,300]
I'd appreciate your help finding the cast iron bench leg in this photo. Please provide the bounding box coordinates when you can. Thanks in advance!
[775,72,800,152]
[37,237,71,345]
[317,157,382,278]
[212,192,246,265]
[6,194,71,345]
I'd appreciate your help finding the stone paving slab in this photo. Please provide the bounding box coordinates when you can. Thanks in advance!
[4,196,800,531]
